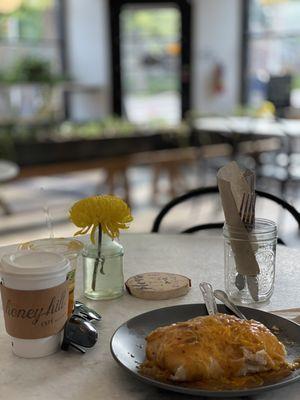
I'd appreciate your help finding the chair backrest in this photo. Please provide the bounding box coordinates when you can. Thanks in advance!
[151,186,300,244]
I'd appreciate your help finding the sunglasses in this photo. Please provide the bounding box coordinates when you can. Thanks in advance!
[73,301,102,322]
[61,302,102,354]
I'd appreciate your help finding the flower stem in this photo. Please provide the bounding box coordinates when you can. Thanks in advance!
[91,224,103,291]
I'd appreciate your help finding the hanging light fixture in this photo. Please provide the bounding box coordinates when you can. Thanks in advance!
[0,0,22,14]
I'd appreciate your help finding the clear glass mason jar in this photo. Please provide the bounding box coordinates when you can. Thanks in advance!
[82,234,124,300]
[223,218,277,304]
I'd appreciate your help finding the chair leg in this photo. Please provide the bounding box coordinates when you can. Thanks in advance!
[104,167,131,205]
[151,166,161,202]
[168,164,186,197]
[105,168,115,195]
[280,178,288,197]
[168,167,178,198]
[0,197,11,215]
[122,169,131,206]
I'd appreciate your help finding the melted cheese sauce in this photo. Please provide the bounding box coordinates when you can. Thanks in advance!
[139,314,300,390]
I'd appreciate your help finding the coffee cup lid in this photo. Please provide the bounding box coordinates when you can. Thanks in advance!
[0,251,69,276]
[19,238,83,260]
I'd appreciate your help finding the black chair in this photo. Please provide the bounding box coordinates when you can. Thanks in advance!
[151,186,300,245]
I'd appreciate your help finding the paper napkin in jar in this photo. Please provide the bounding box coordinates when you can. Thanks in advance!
[217,161,259,300]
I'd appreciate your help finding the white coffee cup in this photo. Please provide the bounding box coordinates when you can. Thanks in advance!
[0,250,70,358]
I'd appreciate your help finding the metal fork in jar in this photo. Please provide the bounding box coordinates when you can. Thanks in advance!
[235,191,257,293]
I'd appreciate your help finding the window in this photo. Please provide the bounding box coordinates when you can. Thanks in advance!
[0,0,63,73]
[120,5,181,125]
[0,0,65,121]
[245,0,300,109]
[110,0,191,125]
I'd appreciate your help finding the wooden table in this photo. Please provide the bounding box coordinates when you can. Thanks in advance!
[194,117,300,189]
[1,233,300,400]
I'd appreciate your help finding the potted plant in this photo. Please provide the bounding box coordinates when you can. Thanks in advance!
[0,56,66,122]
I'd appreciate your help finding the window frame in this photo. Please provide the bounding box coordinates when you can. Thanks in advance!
[109,0,192,120]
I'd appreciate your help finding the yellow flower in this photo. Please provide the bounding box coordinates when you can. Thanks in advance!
[69,195,133,243]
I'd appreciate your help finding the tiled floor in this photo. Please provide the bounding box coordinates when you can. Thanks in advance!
[0,165,300,249]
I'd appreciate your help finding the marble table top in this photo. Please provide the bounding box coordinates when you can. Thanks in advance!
[1,233,300,400]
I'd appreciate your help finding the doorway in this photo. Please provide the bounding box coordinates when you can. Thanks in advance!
[110,0,191,126]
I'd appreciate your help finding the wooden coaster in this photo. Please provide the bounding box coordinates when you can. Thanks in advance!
[125,272,191,300]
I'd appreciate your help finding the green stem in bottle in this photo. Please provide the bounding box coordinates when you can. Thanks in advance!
[91,224,103,291]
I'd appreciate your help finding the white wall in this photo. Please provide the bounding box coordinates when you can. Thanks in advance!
[192,0,242,115]
[66,0,110,120]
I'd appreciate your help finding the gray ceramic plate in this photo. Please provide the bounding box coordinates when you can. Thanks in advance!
[110,303,300,397]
